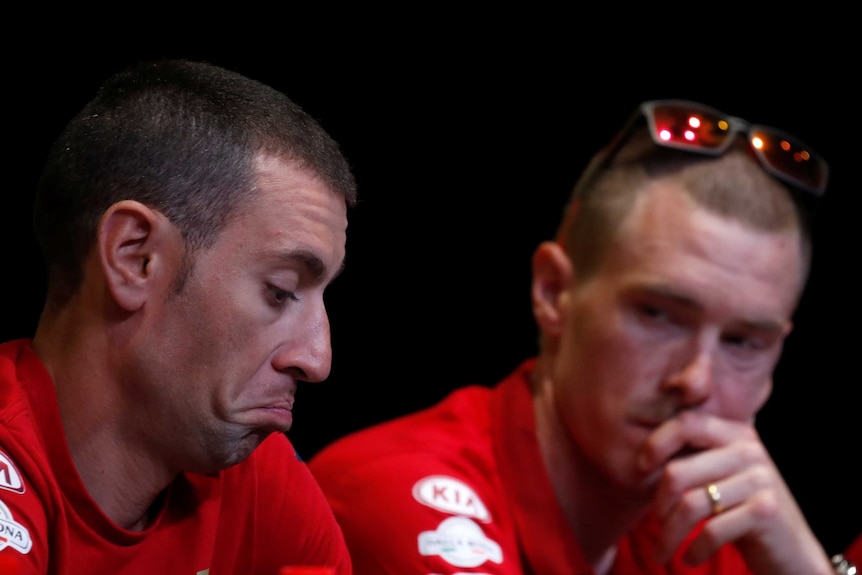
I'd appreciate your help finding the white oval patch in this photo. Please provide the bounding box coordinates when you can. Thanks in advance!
[418,516,502,568]
[412,475,490,522]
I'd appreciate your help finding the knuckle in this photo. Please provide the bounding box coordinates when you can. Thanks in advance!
[749,489,781,521]
[737,440,764,463]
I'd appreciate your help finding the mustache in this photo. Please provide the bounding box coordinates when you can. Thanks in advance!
[628,401,685,427]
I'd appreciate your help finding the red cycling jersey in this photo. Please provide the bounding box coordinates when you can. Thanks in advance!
[311,359,757,574]
[0,339,351,575]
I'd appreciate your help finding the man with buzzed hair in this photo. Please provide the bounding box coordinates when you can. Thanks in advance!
[310,100,856,575]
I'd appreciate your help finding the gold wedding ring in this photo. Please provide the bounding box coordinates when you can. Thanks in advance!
[706,483,724,515]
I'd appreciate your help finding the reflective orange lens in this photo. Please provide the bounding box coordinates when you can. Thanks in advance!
[641,100,828,196]
[750,127,828,194]
[649,103,732,151]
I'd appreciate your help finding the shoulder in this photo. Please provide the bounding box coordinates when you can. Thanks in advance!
[307,385,515,573]
[0,340,32,420]
[309,384,496,487]
[0,338,54,512]
[0,369,51,572]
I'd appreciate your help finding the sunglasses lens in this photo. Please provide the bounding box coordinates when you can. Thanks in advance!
[648,102,733,151]
[750,127,828,195]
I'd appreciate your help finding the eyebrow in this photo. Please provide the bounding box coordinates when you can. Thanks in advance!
[277,249,346,283]
[637,284,788,334]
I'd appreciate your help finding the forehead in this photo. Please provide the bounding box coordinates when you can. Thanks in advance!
[214,155,348,275]
[609,184,805,316]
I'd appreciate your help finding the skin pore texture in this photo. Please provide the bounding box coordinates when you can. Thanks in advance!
[32,154,348,532]
[531,181,805,573]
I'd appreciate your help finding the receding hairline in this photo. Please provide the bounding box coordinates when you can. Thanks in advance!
[558,133,812,287]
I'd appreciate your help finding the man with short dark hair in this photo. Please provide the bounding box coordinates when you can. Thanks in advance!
[0,59,356,574]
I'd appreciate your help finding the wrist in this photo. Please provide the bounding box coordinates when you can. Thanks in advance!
[832,554,858,575]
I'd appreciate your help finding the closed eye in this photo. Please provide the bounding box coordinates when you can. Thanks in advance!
[267,284,299,308]
[636,303,672,324]
[721,330,777,353]
[722,333,757,349]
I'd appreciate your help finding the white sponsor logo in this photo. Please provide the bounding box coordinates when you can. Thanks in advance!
[417,516,502,568]
[0,452,24,494]
[412,476,490,522]
[0,499,31,554]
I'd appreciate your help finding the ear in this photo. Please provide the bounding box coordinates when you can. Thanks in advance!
[98,200,179,312]
[531,241,574,337]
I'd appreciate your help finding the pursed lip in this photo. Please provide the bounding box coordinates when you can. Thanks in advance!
[268,398,295,411]
[247,397,296,431]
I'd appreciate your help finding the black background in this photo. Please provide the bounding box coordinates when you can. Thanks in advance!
[3,22,858,555]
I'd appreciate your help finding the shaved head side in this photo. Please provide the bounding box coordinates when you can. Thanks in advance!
[559,129,810,288]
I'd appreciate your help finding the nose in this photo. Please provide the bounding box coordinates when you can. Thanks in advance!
[271,306,333,383]
[662,341,714,407]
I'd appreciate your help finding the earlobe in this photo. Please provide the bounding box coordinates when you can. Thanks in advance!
[531,241,574,336]
[98,200,168,311]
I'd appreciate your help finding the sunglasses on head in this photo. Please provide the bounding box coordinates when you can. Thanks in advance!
[582,99,829,199]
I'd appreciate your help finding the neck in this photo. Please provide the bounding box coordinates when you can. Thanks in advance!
[33,310,175,531]
[532,363,650,573]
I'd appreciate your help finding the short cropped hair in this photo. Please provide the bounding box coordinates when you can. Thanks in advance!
[557,127,812,289]
[33,59,357,308]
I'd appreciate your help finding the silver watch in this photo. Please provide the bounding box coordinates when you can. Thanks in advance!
[832,554,858,575]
